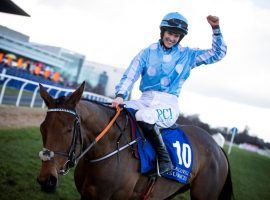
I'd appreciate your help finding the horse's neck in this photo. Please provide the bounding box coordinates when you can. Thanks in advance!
[77,101,126,145]
[77,101,133,161]
[77,101,108,135]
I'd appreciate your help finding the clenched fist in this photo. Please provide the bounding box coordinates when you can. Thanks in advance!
[207,15,219,28]
[110,97,124,108]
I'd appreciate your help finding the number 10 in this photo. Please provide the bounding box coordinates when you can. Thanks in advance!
[173,141,192,168]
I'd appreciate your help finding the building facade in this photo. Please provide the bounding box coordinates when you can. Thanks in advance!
[0,25,124,97]
[79,61,124,97]
[0,25,74,84]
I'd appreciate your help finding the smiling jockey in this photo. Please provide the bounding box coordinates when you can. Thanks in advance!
[112,12,227,174]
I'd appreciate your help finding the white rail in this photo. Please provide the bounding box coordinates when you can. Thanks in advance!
[0,73,112,107]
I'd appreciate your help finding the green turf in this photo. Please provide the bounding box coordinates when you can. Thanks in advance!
[226,146,270,200]
[0,86,33,95]
[0,128,80,200]
[0,128,270,200]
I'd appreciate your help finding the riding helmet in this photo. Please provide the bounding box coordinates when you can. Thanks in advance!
[160,12,188,35]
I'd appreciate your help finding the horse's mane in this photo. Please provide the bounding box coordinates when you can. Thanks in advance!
[51,96,117,117]
[80,98,117,116]
[81,98,112,108]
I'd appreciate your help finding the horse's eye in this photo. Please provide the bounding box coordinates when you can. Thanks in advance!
[65,125,73,133]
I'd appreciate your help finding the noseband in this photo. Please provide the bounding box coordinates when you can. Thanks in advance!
[39,108,82,175]
[39,106,125,175]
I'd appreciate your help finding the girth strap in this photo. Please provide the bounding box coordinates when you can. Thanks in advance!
[141,176,158,200]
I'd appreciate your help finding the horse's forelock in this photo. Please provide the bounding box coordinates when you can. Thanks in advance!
[52,96,69,107]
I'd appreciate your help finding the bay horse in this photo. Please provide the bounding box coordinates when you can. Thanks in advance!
[37,82,234,200]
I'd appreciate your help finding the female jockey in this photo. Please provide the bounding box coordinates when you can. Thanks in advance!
[111,12,227,174]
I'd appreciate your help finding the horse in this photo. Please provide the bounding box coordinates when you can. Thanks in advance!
[37,82,234,200]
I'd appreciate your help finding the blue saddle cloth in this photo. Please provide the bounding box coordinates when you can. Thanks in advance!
[137,127,193,184]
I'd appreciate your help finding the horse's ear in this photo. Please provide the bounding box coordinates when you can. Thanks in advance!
[39,84,53,107]
[66,81,85,106]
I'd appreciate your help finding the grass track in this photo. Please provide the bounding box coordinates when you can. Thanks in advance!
[0,128,80,200]
[0,127,270,200]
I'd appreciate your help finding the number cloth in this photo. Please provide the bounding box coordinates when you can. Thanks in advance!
[137,126,193,184]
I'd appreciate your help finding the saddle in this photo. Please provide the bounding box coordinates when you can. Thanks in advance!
[125,107,193,199]
[126,107,178,141]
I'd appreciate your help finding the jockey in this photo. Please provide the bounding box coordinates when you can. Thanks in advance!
[111,12,227,174]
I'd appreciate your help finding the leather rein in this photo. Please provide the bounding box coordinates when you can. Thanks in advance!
[38,106,140,175]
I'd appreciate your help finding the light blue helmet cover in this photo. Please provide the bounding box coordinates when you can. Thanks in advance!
[160,12,188,35]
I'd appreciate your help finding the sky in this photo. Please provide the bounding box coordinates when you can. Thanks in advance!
[1,0,270,142]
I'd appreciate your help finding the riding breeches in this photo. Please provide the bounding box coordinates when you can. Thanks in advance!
[125,91,180,128]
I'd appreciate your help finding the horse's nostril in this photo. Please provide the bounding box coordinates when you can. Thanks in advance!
[39,175,58,193]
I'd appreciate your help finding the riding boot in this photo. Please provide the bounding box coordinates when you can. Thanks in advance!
[138,121,173,174]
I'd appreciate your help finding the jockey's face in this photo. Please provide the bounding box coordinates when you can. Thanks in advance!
[162,31,181,48]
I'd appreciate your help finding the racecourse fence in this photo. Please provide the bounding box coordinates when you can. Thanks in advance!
[0,73,111,108]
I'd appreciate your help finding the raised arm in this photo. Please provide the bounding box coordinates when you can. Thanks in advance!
[192,15,227,68]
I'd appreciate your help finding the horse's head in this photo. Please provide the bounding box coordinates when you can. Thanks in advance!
[37,82,85,192]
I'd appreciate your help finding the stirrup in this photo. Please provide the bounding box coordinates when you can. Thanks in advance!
[156,158,173,176]
[156,158,161,177]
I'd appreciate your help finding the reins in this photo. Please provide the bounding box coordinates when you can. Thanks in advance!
[96,106,121,141]
[76,106,122,161]
[39,105,126,175]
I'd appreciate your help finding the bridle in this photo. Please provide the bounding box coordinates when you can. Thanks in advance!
[39,108,83,175]
[38,106,132,175]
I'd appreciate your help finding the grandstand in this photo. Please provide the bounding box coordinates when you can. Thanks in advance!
[0,23,126,108]
[0,24,124,99]
[0,26,83,86]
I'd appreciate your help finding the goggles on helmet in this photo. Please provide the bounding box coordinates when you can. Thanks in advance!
[160,12,189,35]
[162,18,188,30]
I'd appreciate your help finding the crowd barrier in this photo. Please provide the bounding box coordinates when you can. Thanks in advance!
[0,72,111,108]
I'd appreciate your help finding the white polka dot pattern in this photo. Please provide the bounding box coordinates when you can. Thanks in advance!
[147,67,156,76]
[175,64,184,74]
[163,55,172,62]
[160,77,170,86]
